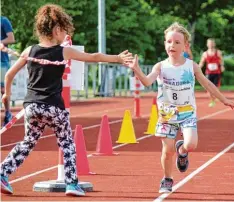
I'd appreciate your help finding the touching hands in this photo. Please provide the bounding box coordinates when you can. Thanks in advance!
[124,54,140,71]
[118,50,134,64]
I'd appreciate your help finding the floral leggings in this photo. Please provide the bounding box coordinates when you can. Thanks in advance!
[1,103,78,184]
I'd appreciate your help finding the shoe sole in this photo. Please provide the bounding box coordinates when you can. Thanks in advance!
[65,190,85,196]
[159,189,172,193]
[175,140,184,154]
[1,184,13,194]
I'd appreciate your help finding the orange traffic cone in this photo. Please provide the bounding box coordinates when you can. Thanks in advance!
[74,125,95,175]
[93,115,118,156]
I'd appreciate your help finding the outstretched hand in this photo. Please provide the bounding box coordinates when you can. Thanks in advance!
[118,50,133,64]
[2,94,10,106]
[223,98,234,109]
[124,54,139,70]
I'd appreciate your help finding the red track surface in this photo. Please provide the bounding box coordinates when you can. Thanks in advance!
[1,92,234,201]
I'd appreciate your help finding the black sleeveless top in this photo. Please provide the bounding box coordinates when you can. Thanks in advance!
[23,45,66,109]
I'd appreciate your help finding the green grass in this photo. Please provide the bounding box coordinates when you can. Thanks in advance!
[70,85,233,101]
[195,85,234,91]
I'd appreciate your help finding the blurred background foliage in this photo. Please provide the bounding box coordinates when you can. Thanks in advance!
[1,0,234,85]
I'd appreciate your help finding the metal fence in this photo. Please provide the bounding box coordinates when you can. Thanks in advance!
[72,63,157,100]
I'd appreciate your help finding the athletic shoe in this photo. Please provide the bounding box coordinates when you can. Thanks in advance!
[208,101,216,107]
[1,175,13,194]
[65,183,85,196]
[159,178,173,193]
[3,111,12,127]
[175,140,189,172]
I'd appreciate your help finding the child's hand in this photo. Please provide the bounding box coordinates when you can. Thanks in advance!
[223,98,234,109]
[118,50,133,64]
[125,54,140,70]
[2,94,10,106]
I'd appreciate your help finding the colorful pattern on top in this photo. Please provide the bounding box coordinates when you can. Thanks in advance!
[156,59,196,123]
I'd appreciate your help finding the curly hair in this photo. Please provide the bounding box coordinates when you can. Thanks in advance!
[164,22,191,43]
[34,4,74,39]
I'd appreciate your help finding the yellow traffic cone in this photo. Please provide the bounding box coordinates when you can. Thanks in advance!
[116,110,138,143]
[144,98,158,135]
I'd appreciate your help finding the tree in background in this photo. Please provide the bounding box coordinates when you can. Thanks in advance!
[1,0,234,66]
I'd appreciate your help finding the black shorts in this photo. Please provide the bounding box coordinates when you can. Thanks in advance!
[206,74,221,87]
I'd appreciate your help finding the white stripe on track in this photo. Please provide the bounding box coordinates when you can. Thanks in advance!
[0,101,219,149]
[1,119,124,149]
[154,142,234,202]
[5,104,146,127]
[153,108,233,201]
[9,107,231,185]
[5,100,208,128]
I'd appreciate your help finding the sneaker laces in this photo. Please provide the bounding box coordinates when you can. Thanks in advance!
[161,179,173,188]
[178,155,188,166]
[75,184,84,191]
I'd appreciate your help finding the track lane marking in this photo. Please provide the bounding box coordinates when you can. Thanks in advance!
[9,107,231,185]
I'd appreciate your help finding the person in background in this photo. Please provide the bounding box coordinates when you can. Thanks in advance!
[1,16,15,126]
[199,38,225,107]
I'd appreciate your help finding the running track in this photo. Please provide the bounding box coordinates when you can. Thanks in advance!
[1,92,234,201]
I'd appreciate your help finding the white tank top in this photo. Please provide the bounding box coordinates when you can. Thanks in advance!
[157,58,196,123]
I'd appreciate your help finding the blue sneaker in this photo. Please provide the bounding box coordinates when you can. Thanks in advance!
[3,111,12,127]
[65,183,85,196]
[1,175,13,194]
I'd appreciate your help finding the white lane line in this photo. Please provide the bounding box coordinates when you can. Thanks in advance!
[6,125,154,184]
[1,101,208,148]
[154,108,233,202]
[9,166,58,184]
[9,107,231,185]
[4,103,147,127]
[1,118,126,149]
[198,108,231,120]
[9,134,151,185]
[0,102,223,149]
[5,99,209,127]
[154,142,234,202]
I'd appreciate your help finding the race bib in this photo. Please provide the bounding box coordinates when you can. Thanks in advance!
[207,63,218,71]
[163,84,192,105]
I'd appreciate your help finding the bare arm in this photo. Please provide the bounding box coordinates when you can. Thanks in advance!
[193,62,233,107]
[218,50,225,72]
[198,52,206,69]
[1,32,15,45]
[126,54,161,87]
[4,47,30,96]
[63,47,132,64]
[136,62,161,87]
